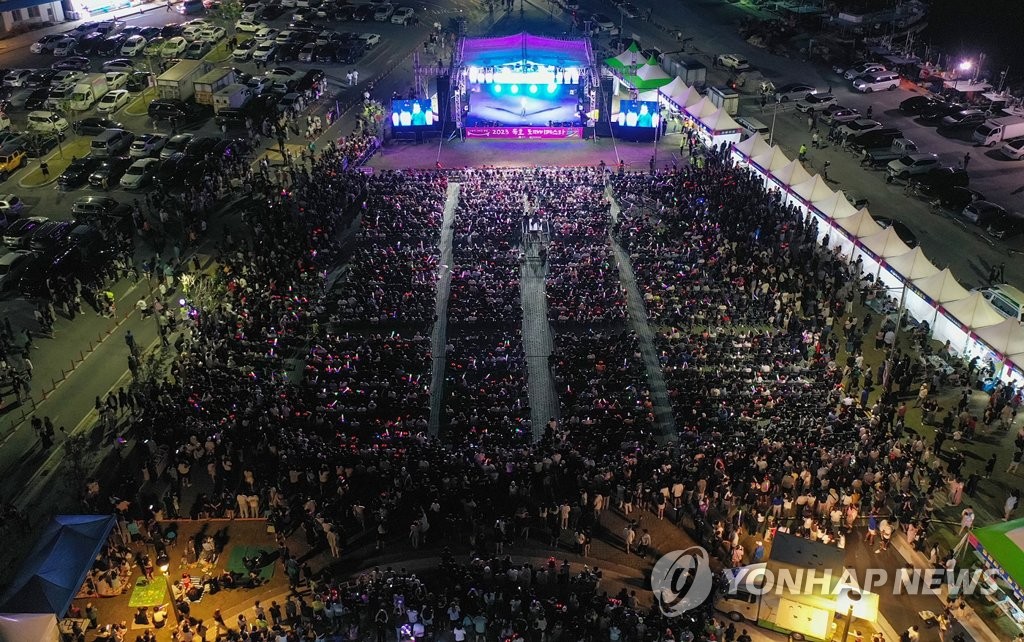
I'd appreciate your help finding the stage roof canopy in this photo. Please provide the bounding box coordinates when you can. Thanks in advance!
[460,33,592,68]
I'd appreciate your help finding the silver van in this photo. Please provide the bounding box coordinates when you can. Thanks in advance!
[852,71,901,93]
[979,284,1024,322]
[90,128,133,157]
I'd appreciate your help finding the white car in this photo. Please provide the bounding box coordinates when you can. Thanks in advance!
[794,93,838,113]
[254,27,279,41]
[51,37,78,57]
[51,70,84,86]
[359,33,381,48]
[105,71,129,90]
[121,35,147,56]
[843,62,886,80]
[96,89,130,113]
[130,133,167,158]
[592,13,615,31]
[101,59,136,73]
[716,54,750,71]
[0,194,24,216]
[252,42,277,63]
[233,38,258,61]
[181,20,210,39]
[265,67,299,82]
[200,26,227,42]
[3,70,31,88]
[235,19,265,33]
[391,7,414,24]
[246,76,274,94]
[162,37,189,57]
[838,118,883,139]
[240,3,262,20]
[1000,137,1024,161]
[280,0,297,7]
[120,158,160,189]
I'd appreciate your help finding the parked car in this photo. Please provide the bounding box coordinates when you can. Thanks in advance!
[987,212,1024,240]
[908,167,970,196]
[121,35,148,56]
[962,200,1006,226]
[51,56,90,71]
[939,108,988,130]
[184,41,212,59]
[101,59,136,73]
[839,118,884,139]
[58,157,103,188]
[88,156,132,189]
[97,34,128,57]
[843,62,886,80]
[0,250,34,296]
[31,34,68,54]
[934,186,985,211]
[144,38,166,57]
[999,137,1024,160]
[73,117,124,135]
[130,133,168,158]
[886,153,941,181]
[716,54,750,71]
[821,106,860,125]
[161,133,194,159]
[3,217,48,248]
[120,157,160,189]
[359,33,380,48]
[795,93,837,113]
[253,41,278,62]
[161,37,189,57]
[899,95,942,115]
[852,71,901,93]
[391,6,414,24]
[0,150,25,181]
[235,19,265,33]
[773,83,816,102]
[96,89,130,113]
[233,38,258,61]
[0,193,24,217]
[24,69,57,88]
[873,217,917,248]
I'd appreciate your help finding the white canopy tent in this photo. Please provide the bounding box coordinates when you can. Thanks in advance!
[812,190,858,221]
[683,96,719,121]
[750,146,792,181]
[789,175,835,210]
[698,108,744,147]
[636,61,670,84]
[934,292,1005,352]
[907,268,971,330]
[885,247,939,282]
[769,159,813,193]
[974,318,1024,361]
[732,135,772,161]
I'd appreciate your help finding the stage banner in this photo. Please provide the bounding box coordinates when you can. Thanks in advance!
[464,127,583,140]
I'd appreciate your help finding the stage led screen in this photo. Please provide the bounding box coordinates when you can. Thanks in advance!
[615,100,660,128]
[391,100,436,127]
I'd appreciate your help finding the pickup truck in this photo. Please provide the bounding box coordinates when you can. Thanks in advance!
[860,138,919,167]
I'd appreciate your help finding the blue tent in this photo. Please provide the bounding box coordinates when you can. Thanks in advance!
[0,515,117,616]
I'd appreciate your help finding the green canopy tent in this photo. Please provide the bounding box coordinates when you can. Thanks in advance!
[604,43,645,70]
[621,57,672,90]
[967,520,1024,603]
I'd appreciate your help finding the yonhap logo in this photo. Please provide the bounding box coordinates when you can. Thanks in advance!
[651,547,715,617]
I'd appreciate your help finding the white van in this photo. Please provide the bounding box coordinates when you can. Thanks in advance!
[735,115,769,137]
[979,284,1024,322]
[852,71,901,93]
[27,110,69,136]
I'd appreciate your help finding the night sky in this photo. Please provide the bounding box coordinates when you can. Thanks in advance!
[925,0,1024,78]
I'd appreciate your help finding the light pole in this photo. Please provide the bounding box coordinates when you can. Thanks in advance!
[836,589,862,642]
[768,97,781,146]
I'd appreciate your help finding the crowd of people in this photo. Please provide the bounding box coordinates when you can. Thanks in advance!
[59,124,1020,642]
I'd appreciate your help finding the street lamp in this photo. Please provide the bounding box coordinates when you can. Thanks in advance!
[836,589,862,642]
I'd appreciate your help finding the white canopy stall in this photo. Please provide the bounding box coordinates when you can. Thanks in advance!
[698,108,744,148]
[789,174,835,212]
[934,292,1005,354]
[855,227,913,290]
[768,159,812,194]
[974,319,1024,379]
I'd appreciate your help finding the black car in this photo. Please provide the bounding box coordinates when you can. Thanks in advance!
[156,153,189,186]
[847,128,904,151]
[73,117,125,135]
[74,32,106,56]
[332,5,356,20]
[275,42,303,62]
[2,216,48,248]
[88,157,132,189]
[24,69,58,88]
[295,69,325,94]
[24,87,51,111]
[353,5,375,21]
[51,57,91,71]
[97,34,128,57]
[184,136,220,158]
[212,138,251,159]
[160,23,185,38]
[27,220,74,253]
[147,98,211,126]
[20,225,117,296]
[873,217,918,248]
[908,167,971,196]
[336,44,364,64]
[260,4,286,19]
[22,134,59,158]
[214,108,247,130]
[899,95,942,115]
[918,102,966,124]
[125,71,153,93]
[936,186,986,211]
[58,157,103,189]
[987,213,1024,240]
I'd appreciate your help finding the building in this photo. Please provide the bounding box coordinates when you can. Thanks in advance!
[0,0,65,35]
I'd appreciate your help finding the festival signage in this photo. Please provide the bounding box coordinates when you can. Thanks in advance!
[464,127,583,140]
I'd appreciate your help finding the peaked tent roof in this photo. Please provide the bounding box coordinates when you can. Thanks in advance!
[637,89,660,101]
[974,318,1024,357]
[636,61,670,81]
[941,292,1004,330]
[858,226,913,257]
[668,84,703,109]
[0,515,116,616]
[605,42,644,69]
[812,189,859,220]
[835,208,883,238]
[700,108,742,134]
[884,247,939,281]
[971,519,1024,597]
[790,175,835,205]
[658,76,689,100]
[684,96,719,120]
[733,135,772,159]
[770,159,813,188]
[750,145,791,173]
[912,268,970,305]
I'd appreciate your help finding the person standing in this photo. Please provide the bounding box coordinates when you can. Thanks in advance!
[959,506,975,534]
[963,152,971,170]
[623,523,635,554]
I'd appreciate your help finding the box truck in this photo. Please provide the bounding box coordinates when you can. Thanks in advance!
[212,84,253,113]
[973,116,1024,146]
[194,67,236,106]
[659,53,706,87]
[69,74,109,111]
[156,59,212,102]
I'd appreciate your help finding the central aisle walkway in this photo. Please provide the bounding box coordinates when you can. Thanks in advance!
[428,182,460,435]
[520,202,559,441]
[606,186,676,439]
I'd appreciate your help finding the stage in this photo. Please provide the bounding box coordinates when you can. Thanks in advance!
[453,33,594,133]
